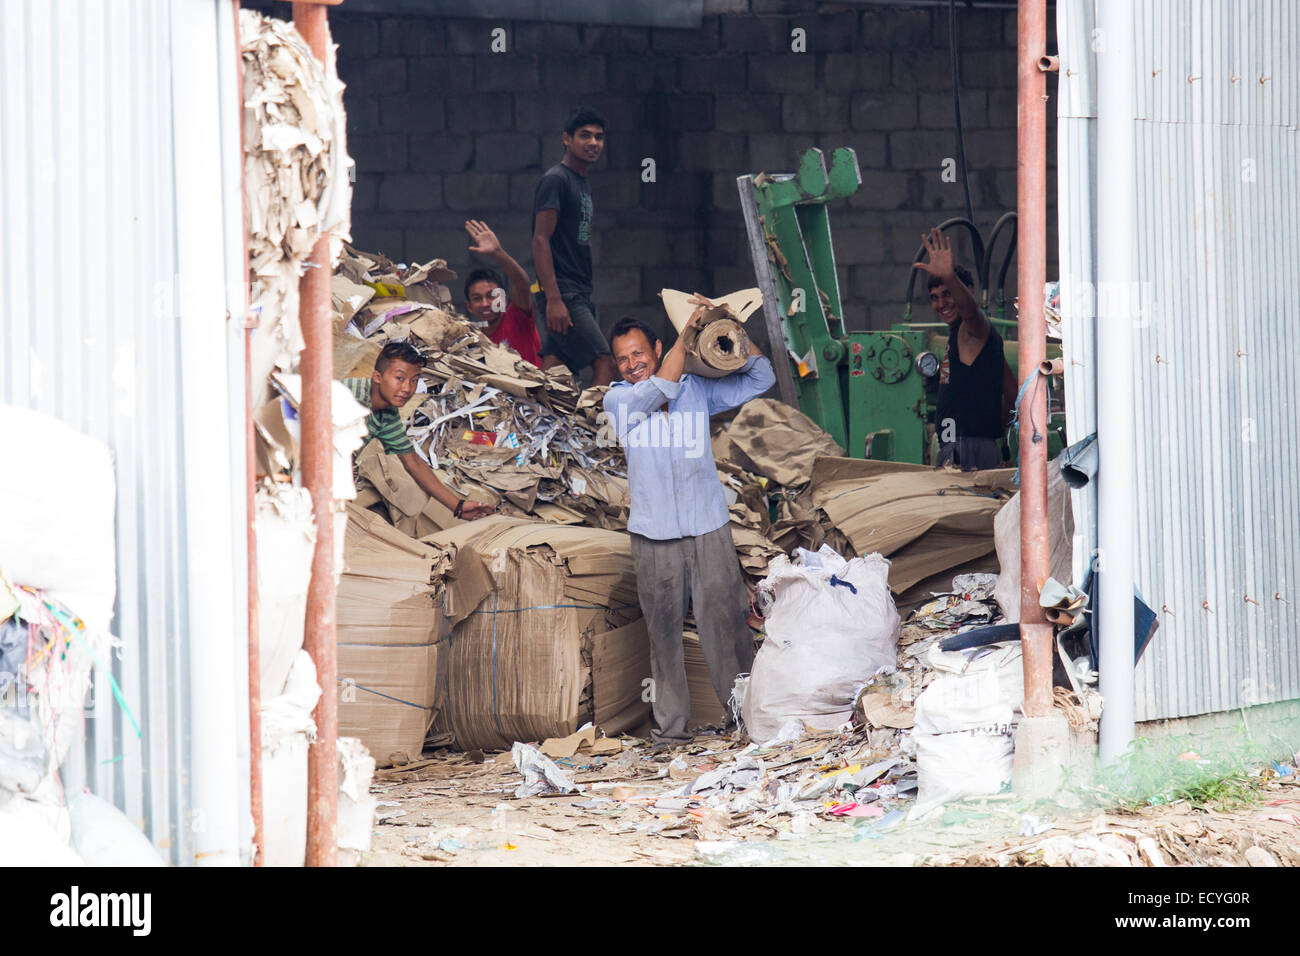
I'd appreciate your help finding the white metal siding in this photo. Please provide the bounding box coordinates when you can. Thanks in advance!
[1059,0,1300,720]
[0,0,249,864]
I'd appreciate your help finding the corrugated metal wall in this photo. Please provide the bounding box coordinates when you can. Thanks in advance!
[0,0,250,864]
[1059,0,1300,720]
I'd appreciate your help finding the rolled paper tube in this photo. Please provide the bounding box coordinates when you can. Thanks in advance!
[682,316,751,378]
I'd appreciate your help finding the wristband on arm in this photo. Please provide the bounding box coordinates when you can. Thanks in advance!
[453,499,465,519]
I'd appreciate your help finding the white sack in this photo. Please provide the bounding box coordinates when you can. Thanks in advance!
[0,405,116,632]
[912,731,1014,817]
[743,546,899,745]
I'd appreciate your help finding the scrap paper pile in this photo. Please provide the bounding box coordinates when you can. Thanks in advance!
[334,245,633,532]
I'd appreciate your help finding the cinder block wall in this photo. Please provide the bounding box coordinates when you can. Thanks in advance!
[328,1,1058,339]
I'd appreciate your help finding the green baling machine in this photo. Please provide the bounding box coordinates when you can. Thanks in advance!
[737,147,1065,465]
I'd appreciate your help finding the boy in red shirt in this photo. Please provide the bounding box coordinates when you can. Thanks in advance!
[463,219,542,367]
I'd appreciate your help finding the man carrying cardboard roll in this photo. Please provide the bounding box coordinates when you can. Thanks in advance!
[603,296,775,744]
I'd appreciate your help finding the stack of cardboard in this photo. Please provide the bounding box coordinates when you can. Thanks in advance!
[336,504,450,767]
[424,516,649,751]
[807,457,1017,606]
[683,631,731,728]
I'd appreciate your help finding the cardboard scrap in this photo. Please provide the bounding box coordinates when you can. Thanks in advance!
[724,399,843,487]
[809,457,1016,595]
[858,692,915,730]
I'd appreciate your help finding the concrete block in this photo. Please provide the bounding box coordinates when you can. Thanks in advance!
[919,90,987,130]
[795,12,858,52]
[836,130,887,168]
[930,8,1007,49]
[719,15,791,53]
[678,133,747,172]
[751,0,816,12]
[717,94,782,132]
[345,94,382,136]
[960,51,1017,90]
[540,55,607,93]
[379,94,444,133]
[678,56,749,93]
[338,58,406,98]
[442,172,511,211]
[408,55,475,96]
[405,225,477,265]
[746,132,801,173]
[351,173,379,213]
[703,0,750,13]
[1011,712,1073,801]
[888,129,950,170]
[747,53,815,92]
[891,50,955,92]
[861,9,931,50]
[641,171,710,208]
[600,130,663,171]
[606,56,677,94]
[580,25,650,54]
[447,93,514,132]
[379,17,445,56]
[332,15,380,59]
[378,173,442,212]
[593,266,643,306]
[350,133,408,174]
[711,174,743,211]
[600,228,675,266]
[833,225,892,262]
[409,134,474,174]
[662,93,715,131]
[473,132,541,172]
[985,90,1017,129]
[473,54,540,92]
[848,169,917,210]
[782,93,848,131]
[589,170,643,210]
[823,52,891,93]
[512,22,582,54]
[445,18,498,56]
[651,20,721,54]
[851,91,918,130]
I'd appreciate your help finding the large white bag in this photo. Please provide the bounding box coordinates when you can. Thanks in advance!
[911,730,1014,817]
[0,405,116,633]
[743,546,899,745]
[912,641,1024,736]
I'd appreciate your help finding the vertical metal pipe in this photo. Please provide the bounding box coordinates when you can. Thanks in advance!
[292,0,338,868]
[233,0,265,870]
[1096,0,1138,762]
[1017,0,1053,718]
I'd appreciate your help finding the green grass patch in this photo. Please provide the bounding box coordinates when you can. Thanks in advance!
[1087,734,1271,811]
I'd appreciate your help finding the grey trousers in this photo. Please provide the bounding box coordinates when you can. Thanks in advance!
[629,524,755,743]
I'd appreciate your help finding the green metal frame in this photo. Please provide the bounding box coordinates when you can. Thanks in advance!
[739,147,1065,464]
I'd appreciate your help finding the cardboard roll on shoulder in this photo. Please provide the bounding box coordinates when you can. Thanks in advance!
[681,316,752,378]
[659,286,764,380]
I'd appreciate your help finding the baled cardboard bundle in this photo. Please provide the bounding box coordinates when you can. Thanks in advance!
[336,503,449,766]
[425,517,648,751]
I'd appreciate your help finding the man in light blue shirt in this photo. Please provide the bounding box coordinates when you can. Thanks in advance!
[603,309,775,743]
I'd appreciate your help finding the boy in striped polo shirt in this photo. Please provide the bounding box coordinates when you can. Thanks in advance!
[346,340,494,521]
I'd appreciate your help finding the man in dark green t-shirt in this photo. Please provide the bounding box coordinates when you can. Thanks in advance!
[346,341,494,521]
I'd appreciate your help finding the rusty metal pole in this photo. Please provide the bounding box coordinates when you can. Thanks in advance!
[293,0,341,868]
[1017,0,1053,718]
[233,0,265,868]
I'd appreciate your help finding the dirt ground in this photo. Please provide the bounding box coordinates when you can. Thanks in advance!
[359,733,1300,867]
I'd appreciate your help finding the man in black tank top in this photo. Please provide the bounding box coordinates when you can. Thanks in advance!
[913,229,1017,470]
